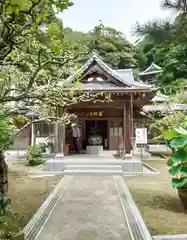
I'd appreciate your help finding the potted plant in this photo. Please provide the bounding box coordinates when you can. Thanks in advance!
[162,122,187,210]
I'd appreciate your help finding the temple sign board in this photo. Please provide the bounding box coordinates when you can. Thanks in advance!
[135,128,147,145]
[87,111,104,117]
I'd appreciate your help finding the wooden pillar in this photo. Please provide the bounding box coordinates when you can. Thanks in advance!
[124,95,133,154]
[54,122,59,153]
[57,124,66,154]
[123,101,126,151]
[126,101,131,154]
[130,93,134,150]
[62,124,66,154]
[31,121,35,146]
[58,124,62,152]
[55,106,66,155]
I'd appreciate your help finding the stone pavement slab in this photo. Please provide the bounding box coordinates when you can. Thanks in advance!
[153,235,187,240]
[36,176,131,240]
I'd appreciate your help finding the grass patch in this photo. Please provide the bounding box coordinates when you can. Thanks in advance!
[125,160,187,235]
[7,160,62,230]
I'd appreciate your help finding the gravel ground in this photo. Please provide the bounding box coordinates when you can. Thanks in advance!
[36,176,131,240]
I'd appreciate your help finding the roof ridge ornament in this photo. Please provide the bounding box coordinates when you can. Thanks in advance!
[90,49,99,57]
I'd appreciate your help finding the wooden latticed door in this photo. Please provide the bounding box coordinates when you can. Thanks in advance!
[109,119,123,150]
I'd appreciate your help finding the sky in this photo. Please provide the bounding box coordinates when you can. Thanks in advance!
[61,0,174,43]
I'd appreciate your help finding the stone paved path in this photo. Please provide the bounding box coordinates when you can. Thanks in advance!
[36,176,131,240]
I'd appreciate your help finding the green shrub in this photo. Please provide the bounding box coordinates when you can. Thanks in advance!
[0,213,20,239]
[164,126,187,189]
[26,145,43,166]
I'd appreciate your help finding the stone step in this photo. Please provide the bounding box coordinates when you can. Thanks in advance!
[62,160,126,166]
[64,165,122,170]
[63,169,123,175]
[62,160,143,173]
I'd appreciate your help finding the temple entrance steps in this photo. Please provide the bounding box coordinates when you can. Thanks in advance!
[62,157,124,175]
[45,154,144,175]
[61,157,142,175]
[63,164,123,175]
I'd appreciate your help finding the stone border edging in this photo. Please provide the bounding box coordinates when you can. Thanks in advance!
[23,175,73,240]
[113,176,135,240]
[153,234,187,240]
[143,162,160,173]
[113,176,153,240]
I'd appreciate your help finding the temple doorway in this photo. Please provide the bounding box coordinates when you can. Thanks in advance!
[84,120,108,149]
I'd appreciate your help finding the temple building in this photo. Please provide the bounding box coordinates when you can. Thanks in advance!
[62,53,156,154]
[10,53,187,155]
[138,62,163,84]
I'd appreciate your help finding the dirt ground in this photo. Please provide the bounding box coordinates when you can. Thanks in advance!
[125,160,187,235]
[7,160,63,228]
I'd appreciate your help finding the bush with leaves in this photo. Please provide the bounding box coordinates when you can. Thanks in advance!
[0,113,18,152]
[0,111,18,216]
[162,123,187,189]
[26,145,44,166]
[151,114,187,209]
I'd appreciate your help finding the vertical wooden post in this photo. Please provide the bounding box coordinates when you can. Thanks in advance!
[56,106,66,155]
[123,101,126,152]
[57,124,61,152]
[126,100,130,154]
[31,120,35,146]
[54,122,59,153]
[125,95,133,154]
[53,105,59,153]
[62,124,66,155]
[130,93,134,151]
[57,124,66,155]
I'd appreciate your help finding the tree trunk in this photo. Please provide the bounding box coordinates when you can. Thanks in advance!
[0,151,10,215]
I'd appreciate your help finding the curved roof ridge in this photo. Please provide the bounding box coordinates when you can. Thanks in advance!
[139,62,163,76]
[146,62,162,71]
[115,68,133,72]
[65,52,133,87]
[64,52,152,89]
[91,54,132,86]
[151,93,169,102]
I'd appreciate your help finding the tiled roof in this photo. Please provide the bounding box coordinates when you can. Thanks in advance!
[151,94,169,102]
[114,69,134,85]
[143,102,187,113]
[63,52,153,90]
[139,62,163,76]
